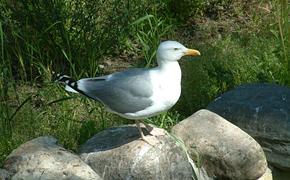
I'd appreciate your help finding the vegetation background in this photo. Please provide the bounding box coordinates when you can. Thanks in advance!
[0,0,289,165]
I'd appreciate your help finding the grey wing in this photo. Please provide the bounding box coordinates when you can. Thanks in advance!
[76,69,153,113]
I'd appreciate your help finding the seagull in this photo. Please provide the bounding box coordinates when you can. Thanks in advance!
[56,40,200,144]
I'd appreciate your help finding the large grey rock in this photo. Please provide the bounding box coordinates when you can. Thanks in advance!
[172,109,267,180]
[3,136,101,180]
[187,157,214,180]
[79,125,194,180]
[207,83,290,170]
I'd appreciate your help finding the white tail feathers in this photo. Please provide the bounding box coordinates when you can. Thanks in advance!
[65,85,78,93]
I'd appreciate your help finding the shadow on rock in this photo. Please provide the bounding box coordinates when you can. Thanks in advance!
[79,124,195,180]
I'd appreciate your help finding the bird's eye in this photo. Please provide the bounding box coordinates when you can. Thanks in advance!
[174,48,179,51]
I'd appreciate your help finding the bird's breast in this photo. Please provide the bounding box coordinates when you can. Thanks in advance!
[150,69,182,110]
[159,79,181,106]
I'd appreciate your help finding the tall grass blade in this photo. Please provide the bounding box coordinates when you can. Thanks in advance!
[8,95,32,122]
[0,22,3,64]
[46,96,77,106]
[130,14,154,25]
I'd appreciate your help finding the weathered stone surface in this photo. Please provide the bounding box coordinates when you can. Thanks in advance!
[3,136,102,180]
[207,83,290,170]
[258,168,272,180]
[79,125,194,180]
[0,168,12,180]
[190,161,214,180]
[172,109,267,180]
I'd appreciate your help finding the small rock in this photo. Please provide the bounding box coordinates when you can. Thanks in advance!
[79,125,194,180]
[171,109,267,180]
[207,83,290,170]
[98,64,105,69]
[3,136,102,180]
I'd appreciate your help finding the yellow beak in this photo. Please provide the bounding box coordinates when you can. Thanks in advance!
[184,49,201,56]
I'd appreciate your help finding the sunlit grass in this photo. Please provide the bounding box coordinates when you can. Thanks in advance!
[0,82,127,164]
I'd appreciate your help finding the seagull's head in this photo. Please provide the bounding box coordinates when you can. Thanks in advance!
[156,41,200,64]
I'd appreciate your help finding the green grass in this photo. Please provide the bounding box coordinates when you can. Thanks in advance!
[0,0,289,167]
[0,82,130,164]
[132,14,174,67]
[177,34,287,115]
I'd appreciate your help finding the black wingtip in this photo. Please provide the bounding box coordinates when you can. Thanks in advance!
[53,73,76,85]
[52,72,63,82]
[52,73,96,100]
